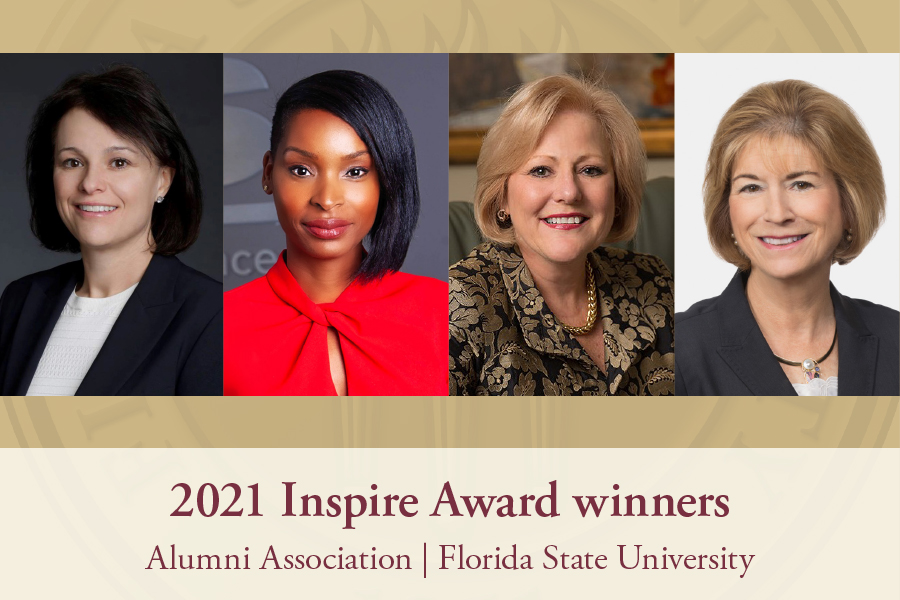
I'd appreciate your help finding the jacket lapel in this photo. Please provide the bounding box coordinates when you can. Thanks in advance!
[715,271,797,396]
[76,255,184,395]
[831,284,877,395]
[4,264,80,395]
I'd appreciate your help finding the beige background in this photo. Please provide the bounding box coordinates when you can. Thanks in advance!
[2,448,897,598]
[0,0,895,53]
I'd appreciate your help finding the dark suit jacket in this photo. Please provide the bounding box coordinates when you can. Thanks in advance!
[0,254,223,396]
[675,271,899,396]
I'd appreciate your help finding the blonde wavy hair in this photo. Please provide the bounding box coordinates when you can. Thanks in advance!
[474,74,646,246]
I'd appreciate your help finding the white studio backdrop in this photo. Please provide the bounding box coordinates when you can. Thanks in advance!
[675,53,900,313]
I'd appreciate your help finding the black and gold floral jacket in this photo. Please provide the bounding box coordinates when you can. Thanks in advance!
[449,243,674,396]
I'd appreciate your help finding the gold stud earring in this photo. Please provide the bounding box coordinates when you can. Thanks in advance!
[263,184,269,193]
[846,228,853,242]
[497,208,510,223]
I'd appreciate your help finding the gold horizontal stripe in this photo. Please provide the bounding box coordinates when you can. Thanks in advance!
[1,396,896,449]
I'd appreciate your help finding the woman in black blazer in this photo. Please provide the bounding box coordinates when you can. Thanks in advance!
[676,80,899,396]
[0,65,222,396]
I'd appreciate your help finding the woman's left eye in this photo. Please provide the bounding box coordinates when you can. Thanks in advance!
[346,167,368,178]
[111,158,129,169]
[528,166,551,177]
[580,166,604,176]
[792,180,813,190]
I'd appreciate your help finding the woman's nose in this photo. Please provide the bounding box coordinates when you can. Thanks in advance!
[554,170,579,203]
[763,188,794,223]
[311,176,342,210]
[78,163,106,194]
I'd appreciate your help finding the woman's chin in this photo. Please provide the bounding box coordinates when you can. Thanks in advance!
[749,261,828,283]
[291,237,364,263]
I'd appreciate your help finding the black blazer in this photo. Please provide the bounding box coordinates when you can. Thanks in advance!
[675,271,899,396]
[0,254,222,395]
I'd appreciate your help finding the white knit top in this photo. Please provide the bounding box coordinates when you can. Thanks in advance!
[25,284,137,396]
[792,376,839,396]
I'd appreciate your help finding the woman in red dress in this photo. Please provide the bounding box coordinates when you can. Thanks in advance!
[224,70,448,396]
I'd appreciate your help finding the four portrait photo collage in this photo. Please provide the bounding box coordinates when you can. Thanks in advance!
[0,53,896,397]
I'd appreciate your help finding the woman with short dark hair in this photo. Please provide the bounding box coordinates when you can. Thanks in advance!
[224,70,447,396]
[0,64,222,396]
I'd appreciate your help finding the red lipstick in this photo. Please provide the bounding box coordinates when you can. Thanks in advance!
[303,219,351,239]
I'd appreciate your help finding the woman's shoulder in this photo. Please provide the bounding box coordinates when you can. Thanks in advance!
[166,256,222,299]
[0,262,81,320]
[835,291,900,331]
[675,294,724,325]
[144,257,222,329]
[449,242,505,293]
[450,242,501,272]
[1,261,80,296]
[594,246,672,281]
[379,270,449,297]
[223,273,272,306]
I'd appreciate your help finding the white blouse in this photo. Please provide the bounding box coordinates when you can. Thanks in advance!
[25,284,137,396]
[792,376,839,396]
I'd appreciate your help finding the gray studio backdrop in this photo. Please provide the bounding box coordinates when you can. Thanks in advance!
[223,53,449,291]
[0,54,223,291]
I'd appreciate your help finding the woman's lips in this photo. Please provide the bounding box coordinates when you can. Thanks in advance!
[76,204,118,217]
[541,214,589,230]
[303,219,352,239]
[757,234,808,250]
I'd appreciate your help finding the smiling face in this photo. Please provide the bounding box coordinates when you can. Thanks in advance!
[729,135,845,283]
[264,109,380,266]
[53,108,172,253]
[505,110,616,273]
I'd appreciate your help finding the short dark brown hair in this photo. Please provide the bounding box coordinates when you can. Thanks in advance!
[26,64,202,255]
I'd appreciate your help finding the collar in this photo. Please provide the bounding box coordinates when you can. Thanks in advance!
[714,269,877,395]
[492,244,655,391]
[265,251,371,328]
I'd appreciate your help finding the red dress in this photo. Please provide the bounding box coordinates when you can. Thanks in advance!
[224,253,448,396]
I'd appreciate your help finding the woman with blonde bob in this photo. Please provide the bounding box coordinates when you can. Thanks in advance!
[450,75,674,396]
[676,80,898,396]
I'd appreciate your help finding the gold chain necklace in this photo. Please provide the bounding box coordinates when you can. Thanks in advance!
[559,259,597,336]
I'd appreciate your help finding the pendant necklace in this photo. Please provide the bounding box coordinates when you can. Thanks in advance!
[772,328,837,382]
